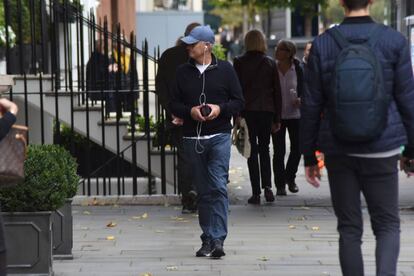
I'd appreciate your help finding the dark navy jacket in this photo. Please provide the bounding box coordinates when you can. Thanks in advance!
[169,55,245,137]
[301,16,414,165]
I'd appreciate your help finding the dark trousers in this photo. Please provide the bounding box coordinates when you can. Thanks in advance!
[0,208,6,276]
[244,111,274,195]
[325,155,400,276]
[272,119,301,190]
[173,127,195,208]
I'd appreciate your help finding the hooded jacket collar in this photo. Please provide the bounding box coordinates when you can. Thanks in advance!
[188,53,219,72]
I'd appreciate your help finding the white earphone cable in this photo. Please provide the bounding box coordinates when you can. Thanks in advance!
[195,45,207,154]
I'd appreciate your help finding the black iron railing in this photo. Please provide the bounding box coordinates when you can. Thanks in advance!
[0,0,177,196]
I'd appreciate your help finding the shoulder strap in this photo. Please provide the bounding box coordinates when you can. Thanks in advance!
[367,25,386,48]
[327,27,350,49]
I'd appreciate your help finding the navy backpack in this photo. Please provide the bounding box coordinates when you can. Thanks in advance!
[327,25,390,143]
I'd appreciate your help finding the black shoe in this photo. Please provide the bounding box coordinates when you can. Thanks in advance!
[264,188,275,202]
[182,206,197,214]
[287,181,299,193]
[196,241,211,257]
[210,239,225,258]
[276,189,287,196]
[247,195,260,205]
[188,190,198,200]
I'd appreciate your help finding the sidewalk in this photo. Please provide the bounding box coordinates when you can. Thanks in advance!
[54,147,414,276]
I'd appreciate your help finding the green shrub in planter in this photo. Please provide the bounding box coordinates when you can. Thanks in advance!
[0,144,80,212]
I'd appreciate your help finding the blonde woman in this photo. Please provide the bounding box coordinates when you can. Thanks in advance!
[233,30,282,204]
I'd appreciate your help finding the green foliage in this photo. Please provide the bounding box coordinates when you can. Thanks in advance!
[210,4,243,28]
[0,0,43,44]
[212,44,227,60]
[0,144,80,212]
[129,115,156,133]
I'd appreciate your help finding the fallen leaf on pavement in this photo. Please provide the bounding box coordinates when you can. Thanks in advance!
[106,221,117,228]
[166,265,178,271]
[311,226,320,231]
[289,225,296,229]
[106,236,115,240]
[83,211,91,215]
[290,216,306,221]
[141,213,148,219]
[140,273,152,276]
[258,256,269,261]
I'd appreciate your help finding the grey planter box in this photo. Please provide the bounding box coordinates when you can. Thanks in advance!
[52,199,73,259]
[3,211,53,276]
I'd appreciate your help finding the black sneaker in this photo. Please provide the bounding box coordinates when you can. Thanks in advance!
[188,190,198,200]
[196,242,211,257]
[182,206,196,214]
[210,239,225,258]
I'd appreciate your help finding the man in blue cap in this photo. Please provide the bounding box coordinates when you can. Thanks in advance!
[170,25,244,258]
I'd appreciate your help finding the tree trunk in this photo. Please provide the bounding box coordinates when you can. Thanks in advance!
[304,14,313,37]
[267,7,271,38]
[243,5,248,37]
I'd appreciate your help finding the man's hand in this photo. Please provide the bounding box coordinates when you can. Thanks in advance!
[171,114,183,126]
[205,104,221,121]
[271,123,281,133]
[400,156,414,177]
[292,97,301,108]
[305,165,321,188]
[0,98,18,115]
[191,105,206,122]
[108,63,118,72]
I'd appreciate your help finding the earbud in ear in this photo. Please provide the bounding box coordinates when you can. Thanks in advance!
[204,44,208,50]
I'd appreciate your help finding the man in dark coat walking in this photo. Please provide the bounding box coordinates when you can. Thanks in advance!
[155,22,200,213]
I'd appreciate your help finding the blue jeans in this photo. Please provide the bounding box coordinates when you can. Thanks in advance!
[183,133,231,243]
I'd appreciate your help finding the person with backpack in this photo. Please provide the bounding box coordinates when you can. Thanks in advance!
[272,40,303,196]
[233,30,282,205]
[301,0,414,275]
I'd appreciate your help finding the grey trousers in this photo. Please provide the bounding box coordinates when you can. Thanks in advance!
[325,155,400,276]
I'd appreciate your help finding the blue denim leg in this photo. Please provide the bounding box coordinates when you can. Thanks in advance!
[183,133,231,243]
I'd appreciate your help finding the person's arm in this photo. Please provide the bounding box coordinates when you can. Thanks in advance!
[393,37,414,160]
[155,53,171,112]
[0,99,18,141]
[217,63,245,118]
[300,42,325,187]
[273,62,282,124]
[168,69,192,121]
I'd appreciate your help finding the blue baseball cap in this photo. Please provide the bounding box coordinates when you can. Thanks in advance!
[181,25,215,45]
